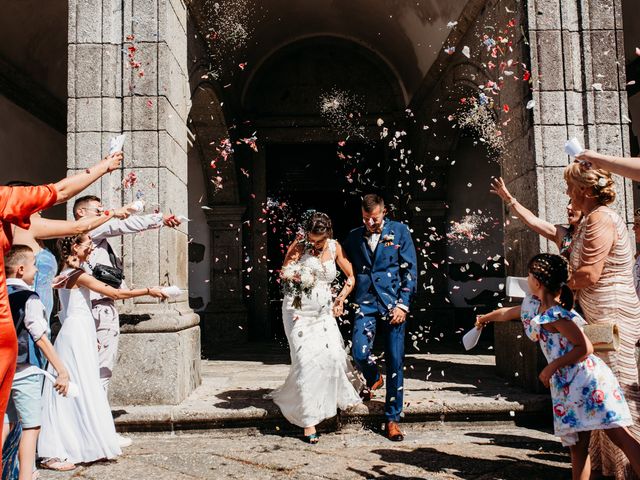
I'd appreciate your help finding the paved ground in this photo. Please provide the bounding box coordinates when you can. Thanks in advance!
[114,346,550,430]
[39,423,570,480]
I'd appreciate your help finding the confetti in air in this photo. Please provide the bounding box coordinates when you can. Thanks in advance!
[319,88,366,140]
[122,172,138,189]
[196,0,253,79]
[446,212,498,246]
[455,95,505,155]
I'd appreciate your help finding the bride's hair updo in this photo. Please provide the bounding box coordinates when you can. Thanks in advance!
[563,162,615,206]
[304,211,333,239]
[528,253,574,310]
[56,234,85,271]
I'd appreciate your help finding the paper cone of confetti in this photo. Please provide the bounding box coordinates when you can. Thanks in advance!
[463,327,482,351]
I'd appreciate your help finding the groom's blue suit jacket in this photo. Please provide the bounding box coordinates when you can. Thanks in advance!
[344,220,418,316]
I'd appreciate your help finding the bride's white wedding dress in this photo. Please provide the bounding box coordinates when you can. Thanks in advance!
[270,240,362,428]
[38,269,121,463]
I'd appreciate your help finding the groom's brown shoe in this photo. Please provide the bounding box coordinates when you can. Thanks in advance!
[361,375,384,401]
[386,421,404,442]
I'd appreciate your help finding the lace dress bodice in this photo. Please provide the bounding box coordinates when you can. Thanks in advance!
[297,240,338,285]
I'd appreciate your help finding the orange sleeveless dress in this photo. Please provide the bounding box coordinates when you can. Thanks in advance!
[0,184,57,461]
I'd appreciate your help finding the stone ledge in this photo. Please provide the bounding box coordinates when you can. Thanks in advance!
[112,353,551,432]
[113,392,550,432]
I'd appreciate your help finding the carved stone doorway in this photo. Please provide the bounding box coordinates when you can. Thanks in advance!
[265,142,386,338]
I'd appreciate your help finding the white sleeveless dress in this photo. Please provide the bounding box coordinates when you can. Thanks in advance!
[38,270,121,463]
[270,240,362,427]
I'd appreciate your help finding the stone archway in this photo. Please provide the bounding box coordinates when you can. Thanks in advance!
[241,36,407,339]
[187,79,250,354]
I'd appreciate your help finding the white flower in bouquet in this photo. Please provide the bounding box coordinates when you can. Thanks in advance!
[299,268,316,289]
[281,264,299,281]
[281,263,317,309]
[303,255,322,269]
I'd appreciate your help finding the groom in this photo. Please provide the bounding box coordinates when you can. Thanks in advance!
[344,193,417,441]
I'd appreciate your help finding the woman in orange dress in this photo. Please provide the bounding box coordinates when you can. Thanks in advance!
[0,152,123,469]
[566,162,640,479]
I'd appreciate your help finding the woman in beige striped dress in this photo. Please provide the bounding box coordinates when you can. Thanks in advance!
[565,162,640,479]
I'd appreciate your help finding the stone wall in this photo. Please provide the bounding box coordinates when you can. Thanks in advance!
[68,0,200,405]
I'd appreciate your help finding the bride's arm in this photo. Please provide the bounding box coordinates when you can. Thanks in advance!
[282,238,304,268]
[334,241,355,317]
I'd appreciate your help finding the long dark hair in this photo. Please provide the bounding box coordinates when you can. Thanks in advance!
[528,253,574,310]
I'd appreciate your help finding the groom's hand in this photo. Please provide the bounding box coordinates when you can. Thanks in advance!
[389,307,407,325]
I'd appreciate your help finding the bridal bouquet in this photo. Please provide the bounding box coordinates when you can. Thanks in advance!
[281,263,317,309]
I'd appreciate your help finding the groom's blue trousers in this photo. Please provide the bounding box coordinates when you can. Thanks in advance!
[352,311,405,422]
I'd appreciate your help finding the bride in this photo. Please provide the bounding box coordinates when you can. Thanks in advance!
[270,212,362,444]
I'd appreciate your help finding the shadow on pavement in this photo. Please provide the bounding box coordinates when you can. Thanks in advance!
[213,388,274,410]
[348,446,570,479]
[464,431,563,452]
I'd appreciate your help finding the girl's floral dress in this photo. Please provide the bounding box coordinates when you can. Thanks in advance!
[521,295,633,446]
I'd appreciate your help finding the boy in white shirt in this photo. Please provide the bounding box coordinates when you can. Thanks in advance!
[3,245,71,477]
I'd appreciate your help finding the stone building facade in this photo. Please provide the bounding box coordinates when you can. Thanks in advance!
[0,0,638,403]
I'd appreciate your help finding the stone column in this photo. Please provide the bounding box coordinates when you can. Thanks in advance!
[68,0,200,405]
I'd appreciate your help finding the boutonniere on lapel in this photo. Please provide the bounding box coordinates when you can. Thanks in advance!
[381,232,395,247]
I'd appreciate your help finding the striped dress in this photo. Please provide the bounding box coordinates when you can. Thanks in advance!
[570,206,640,479]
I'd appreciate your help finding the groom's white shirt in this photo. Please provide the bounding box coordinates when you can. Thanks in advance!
[367,221,383,252]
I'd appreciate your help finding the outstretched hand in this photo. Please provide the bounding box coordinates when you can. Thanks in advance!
[148,287,168,299]
[574,149,597,168]
[112,205,134,219]
[103,152,123,173]
[489,177,513,203]
[163,214,181,228]
[475,315,487,329]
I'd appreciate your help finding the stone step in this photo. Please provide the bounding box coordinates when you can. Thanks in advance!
[112,353,552,433]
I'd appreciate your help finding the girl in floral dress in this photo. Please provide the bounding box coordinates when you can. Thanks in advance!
[477,253,640,480]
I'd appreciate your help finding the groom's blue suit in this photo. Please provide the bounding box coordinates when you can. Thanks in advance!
[344,219,417,422]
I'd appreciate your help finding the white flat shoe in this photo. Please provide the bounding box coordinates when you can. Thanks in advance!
[117,433,132,448]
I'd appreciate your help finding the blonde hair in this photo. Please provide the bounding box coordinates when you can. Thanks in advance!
[563,163,615,206]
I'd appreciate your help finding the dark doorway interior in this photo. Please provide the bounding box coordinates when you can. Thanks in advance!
[265,142,386,339]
